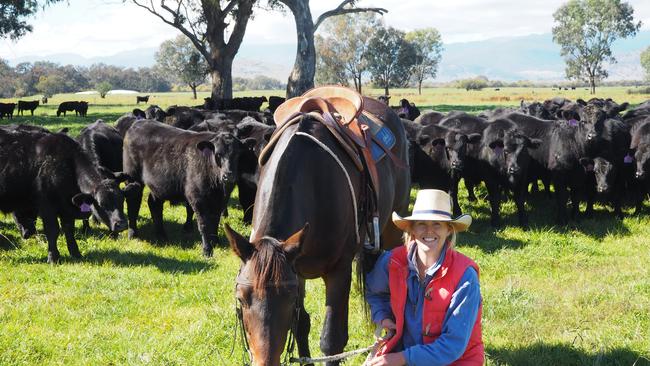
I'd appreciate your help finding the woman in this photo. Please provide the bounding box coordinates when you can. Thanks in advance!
[365,189,484,366]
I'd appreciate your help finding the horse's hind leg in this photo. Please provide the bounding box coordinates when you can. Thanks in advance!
[295,279,314,366]
[320,259,352,366]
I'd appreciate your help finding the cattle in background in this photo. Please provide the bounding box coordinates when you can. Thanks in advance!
[56,101,88,117]
[0,128,128,263]
[377,95,391,105]
[520,100,554,120]
[395,98,420,120]
[267,96,285,113]
[414,110,445,125]
[145,105,166,121]
[122,121,244,256]
[18,100,39,116]
[630,120,650,213]
[0,103,16,119]
[163,106,207,129]
[41,96,48,104]
[204,96,268,111]
[136,95,150,104]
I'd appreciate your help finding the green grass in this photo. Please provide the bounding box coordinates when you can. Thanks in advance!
[1,88,650,365]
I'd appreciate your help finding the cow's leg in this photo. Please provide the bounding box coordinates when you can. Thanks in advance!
[465,176,478,202]
[193,206,217,257]
[40,206,61,264]
[183,203,194,233]
[126,183,143,239]
[320,258,352,366]
[515,182,529,230]
[485,178,502,228]
[147,194,167,240]
[449,173,462,216]
[60,216,82,258]
[554,179,569,225]
[295,279,313,366]
[12,209,36,239]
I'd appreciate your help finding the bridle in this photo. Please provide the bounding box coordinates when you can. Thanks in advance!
[234,267,302,366]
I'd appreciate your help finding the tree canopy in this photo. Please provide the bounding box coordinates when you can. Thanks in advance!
[552,0,641,94]
[155,35,209,99]
[0,0,63,40]
[406,28,443,95]
[366,26,416,96]
[641,46,650,81]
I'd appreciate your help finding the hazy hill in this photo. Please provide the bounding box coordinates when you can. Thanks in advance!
[7,31,650,82]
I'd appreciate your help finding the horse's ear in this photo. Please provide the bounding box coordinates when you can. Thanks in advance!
[224,224,253,261]
[283,223,309,263]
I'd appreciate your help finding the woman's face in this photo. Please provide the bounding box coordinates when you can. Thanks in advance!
[411,220,452,251]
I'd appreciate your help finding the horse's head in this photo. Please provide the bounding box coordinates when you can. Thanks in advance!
[225,224,309,366]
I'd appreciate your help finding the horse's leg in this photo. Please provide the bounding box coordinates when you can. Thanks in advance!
[320,258,352,366]
[295,279,313,366]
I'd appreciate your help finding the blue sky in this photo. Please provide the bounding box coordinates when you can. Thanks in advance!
[2,0,650,60]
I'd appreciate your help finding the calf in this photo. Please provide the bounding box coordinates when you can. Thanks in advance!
[630,120,650,213]
[115,109,147,137]
[0,128,128,263]
[17,100,39,116]
[579,157,629,218]
[267,96,285,113]
[57,101,84,117]
[122,121,243,256]
[0,103,16,119]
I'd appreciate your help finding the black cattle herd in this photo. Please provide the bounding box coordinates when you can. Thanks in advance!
[2,94,650,263]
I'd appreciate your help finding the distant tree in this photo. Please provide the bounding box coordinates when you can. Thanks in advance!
[457,78,488,91]
[641,46,650,81]
[155,35,209,99]
[315,12,380,93]
[131,0,255,100]
[96,82,112,98]
[268,0,386,97]
[552,0,641,94]
[0,58,16,97]
[0,1,64,40]
[36,74,65,98]
[406,28,443,95]
[366,26,417,96]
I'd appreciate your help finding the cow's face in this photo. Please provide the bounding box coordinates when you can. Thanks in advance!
[417,134,448,166]
[582,157,616,194]
[197,132,242,185]
[92,179,128,233]
[445,132,481,172]
[581,104,607,127]
[501,132,540,185]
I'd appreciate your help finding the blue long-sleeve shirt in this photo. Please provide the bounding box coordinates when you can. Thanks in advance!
[365,244,481,366]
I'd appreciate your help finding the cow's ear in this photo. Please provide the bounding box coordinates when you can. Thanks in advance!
[197,141,215,157]
[122,182,142,197]
[241,137,257,150]
[618,102,629,112]
[112,172,131,183]
[455,134,468,143]
[432,138,446,147]
[528,138,542,149]
[577,99,587,106]
[579,157,594,168]
[468,133,482,144]
[489,140,504,149]
[71,193,95,214]
[417,135,431,146]
[58,127,69,134]
[224,224,254,261]
[283,223,309,264]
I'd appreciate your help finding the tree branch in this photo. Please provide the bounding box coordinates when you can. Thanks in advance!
[314,2,387,31]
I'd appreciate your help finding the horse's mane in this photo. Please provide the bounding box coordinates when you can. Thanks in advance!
[250,237,289,295]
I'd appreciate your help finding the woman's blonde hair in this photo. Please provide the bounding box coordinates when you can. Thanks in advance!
[403,221,457,250]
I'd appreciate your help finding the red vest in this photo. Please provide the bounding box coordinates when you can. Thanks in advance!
[377,245,484,365]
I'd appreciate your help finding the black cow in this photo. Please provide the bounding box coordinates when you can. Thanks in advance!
[164,106,207,130]
[57,101,88,117]
[396,99,421,120]
[115,109,147,138]
[18,100,39,116]
[122,121,244,256]
[0,129,128,262]
[414,111,445,126]
[136,95,150,104]
[520,100,554,120]
[0,103,16,119]
[630,120,650,213]
[41,96,48,104]
[204,96,268,111]
[267,96,285,113]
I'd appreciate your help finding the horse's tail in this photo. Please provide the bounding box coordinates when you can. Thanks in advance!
[355,247,382,321]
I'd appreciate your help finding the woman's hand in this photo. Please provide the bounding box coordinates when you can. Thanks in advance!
[365,352,406,366]
[380,318,396,332]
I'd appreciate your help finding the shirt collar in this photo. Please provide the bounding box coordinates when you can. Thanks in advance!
[407,241,448,278]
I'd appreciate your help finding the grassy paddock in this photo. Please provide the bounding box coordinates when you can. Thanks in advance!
[1,88,650,365]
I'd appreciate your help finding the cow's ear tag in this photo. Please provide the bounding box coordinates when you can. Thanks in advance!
[80,203,92,213]
[494,146,503,155]
[624,154,633,164]
[202,148,212,158]
[568,119,578,127]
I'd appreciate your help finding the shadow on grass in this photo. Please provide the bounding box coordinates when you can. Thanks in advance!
[83,248,215,274]
[0,219,21,251]
[487,342,649,366]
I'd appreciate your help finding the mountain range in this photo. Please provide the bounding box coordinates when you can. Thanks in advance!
[6,31,650,82]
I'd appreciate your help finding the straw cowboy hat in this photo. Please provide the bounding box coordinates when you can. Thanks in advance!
[392,189,472,232]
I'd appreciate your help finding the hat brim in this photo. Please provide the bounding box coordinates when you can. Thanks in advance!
[392,211,472,233]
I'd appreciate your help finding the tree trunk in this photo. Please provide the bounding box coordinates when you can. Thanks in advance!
[590,78,596,94]
[190,83,198,99]
[285,1,315,98]
[418,80,422,95]
[357,75,362,94]
[384,84,389,96]
[210,57,234,100]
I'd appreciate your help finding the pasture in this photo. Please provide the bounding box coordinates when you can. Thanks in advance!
[1,87,650,365]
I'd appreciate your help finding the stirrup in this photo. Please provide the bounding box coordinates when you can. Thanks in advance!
[363,216,381,252]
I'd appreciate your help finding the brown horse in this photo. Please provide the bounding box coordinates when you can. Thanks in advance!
[225,95,410,366]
